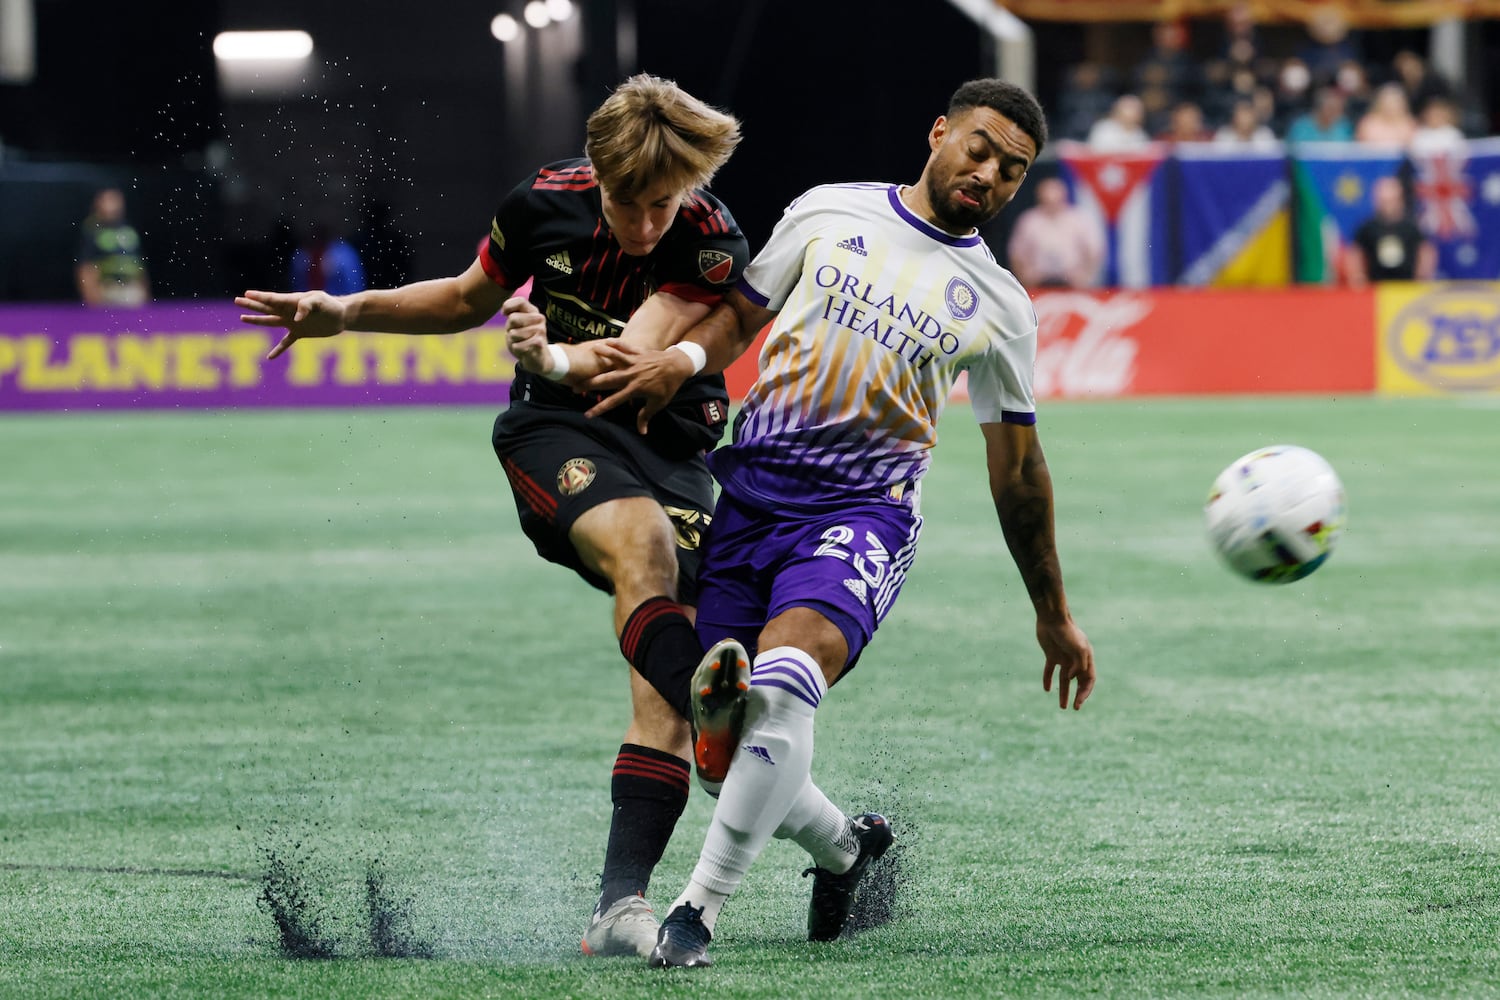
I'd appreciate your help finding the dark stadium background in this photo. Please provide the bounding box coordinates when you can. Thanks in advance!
[0,0,1495,300]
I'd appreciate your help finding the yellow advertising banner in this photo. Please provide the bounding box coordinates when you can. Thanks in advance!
[1376,282,1500,395]
[998,0,1500,24]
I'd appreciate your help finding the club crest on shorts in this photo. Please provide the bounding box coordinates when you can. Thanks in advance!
[698,249,735,285]
[945,276,978,320]
[556,458,596,496]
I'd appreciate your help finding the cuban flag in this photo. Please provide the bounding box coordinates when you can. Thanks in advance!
[1057,140,1168,288]
[1411,137,1500,280]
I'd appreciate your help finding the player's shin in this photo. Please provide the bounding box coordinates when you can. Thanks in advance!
[600,744,690,908]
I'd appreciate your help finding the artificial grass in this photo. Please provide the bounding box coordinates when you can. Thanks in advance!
[2,396,1496,998]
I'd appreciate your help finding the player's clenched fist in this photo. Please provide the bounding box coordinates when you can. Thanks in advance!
[502,296,554,375]
[237,289,349,360]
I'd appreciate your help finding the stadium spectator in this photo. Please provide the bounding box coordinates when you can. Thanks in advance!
[1139,85,1177,139]
[1297,7,1358,83]
[1087,94,1152,151]
[1213,98,1279,149]
[1204,62,1262,130]
[1285,87,1354,144]
[1409,95,1467,158]
[1392,49,1453,119]
[1055,62,1118,142]
[1160,100,1212,143]
[1005,176,1104,290]
[1219,1,1259,68]
[1252,84,1281,136]
[1333,59,1374,121]
[590,78,1096,970]
[1345,176,1434,285]
[75,186,149,307]
[1134,20,1200,102]
[238,74,749,961]
[1273,57,1314,129]
[290,221,367,296]
[1355,83,1418,147]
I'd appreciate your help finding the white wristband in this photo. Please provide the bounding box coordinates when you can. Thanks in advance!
[671,341,707,375]
[542,343,570,381]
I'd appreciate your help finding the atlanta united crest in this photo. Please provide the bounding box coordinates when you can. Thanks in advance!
[557,458,597,496]
[698,249,735,284]
[945,276,978,320]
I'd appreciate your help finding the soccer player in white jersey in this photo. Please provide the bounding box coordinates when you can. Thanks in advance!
[588,78,1097,967]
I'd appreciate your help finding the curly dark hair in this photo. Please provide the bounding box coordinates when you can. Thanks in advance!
[947,79,1048,156]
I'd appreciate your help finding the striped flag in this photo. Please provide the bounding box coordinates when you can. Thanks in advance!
[1172,145,1292,287]
[1057,140,1168,288]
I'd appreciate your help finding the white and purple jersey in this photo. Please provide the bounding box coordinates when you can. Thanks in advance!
[712,183,1038,512]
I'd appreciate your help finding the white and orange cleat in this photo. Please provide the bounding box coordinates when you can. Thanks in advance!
[690,638,751,796]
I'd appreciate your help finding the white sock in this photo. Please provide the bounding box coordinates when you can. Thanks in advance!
[668,879,730,932]
[776,782,859,874]
[680,646,827,931]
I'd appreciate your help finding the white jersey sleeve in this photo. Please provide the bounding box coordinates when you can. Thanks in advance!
[738,193,818,310]
[965,299,1038,426]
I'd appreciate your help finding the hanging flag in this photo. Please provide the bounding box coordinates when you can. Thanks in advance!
[1172,145,1292,287]
[1057,140,1169,288]
[1411,137,1500,280]
[1289,143,1406,284]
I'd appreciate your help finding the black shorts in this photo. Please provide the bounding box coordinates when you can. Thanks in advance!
[491,403,715,602]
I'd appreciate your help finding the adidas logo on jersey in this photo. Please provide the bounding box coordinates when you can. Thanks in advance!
[835,235,868,256]
[544,251,573,274]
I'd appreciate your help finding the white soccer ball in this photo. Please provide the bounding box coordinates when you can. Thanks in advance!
[1204,444,1346,584]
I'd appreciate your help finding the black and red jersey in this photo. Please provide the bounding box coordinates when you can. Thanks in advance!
[478,158,749,457]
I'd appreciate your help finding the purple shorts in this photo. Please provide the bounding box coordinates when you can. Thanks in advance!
[694,488,923,672]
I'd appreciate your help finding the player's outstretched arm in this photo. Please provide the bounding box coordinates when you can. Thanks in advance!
[585,288,774,433]
[981,421,1096,710]
[239,257,510,360]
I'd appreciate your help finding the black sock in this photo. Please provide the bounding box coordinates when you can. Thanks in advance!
[598,744,690,909]
[618,597,700,720]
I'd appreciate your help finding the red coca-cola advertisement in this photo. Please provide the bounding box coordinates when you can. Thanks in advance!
[1029,287,1375,397]
[728,288,1375,403]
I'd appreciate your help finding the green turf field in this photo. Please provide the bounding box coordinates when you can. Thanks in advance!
[3,396,1497,999]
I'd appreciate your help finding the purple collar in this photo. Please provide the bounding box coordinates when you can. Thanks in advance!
[887,186,983,248]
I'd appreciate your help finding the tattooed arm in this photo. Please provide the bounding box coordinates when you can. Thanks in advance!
[981,421,1096,710]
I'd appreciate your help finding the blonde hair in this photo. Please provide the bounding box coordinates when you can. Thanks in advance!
[584,74,742,200]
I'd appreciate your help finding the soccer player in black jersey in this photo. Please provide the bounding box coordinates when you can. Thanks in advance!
[237,75,749,958]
